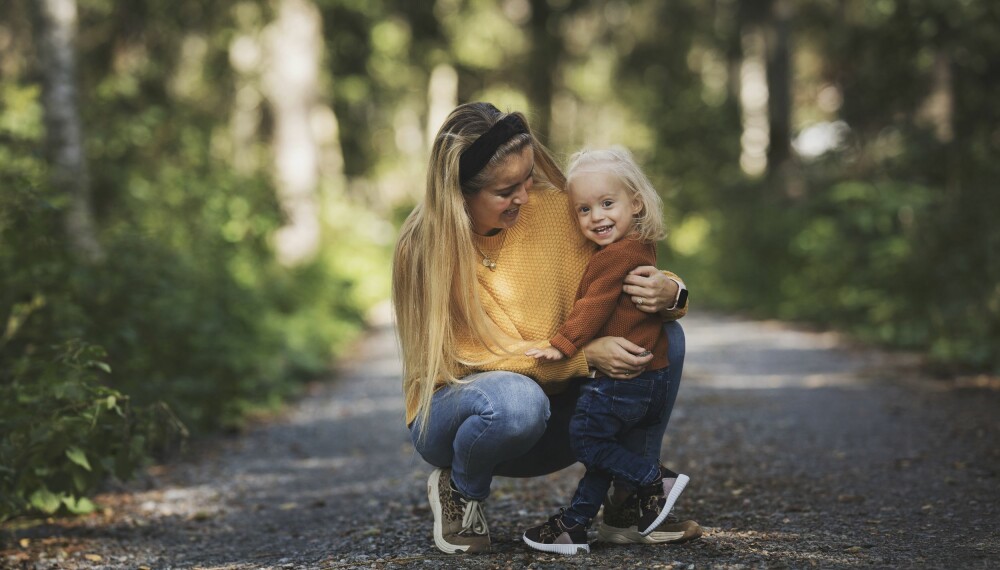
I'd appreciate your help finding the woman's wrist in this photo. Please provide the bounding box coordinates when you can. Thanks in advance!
[664,276,688,310]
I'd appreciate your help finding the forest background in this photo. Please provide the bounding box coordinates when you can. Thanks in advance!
[2,0,997,522]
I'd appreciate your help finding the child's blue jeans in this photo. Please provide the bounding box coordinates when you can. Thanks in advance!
[562,365,672,528]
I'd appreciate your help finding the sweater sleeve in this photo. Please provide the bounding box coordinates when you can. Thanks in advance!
[454,330,591,382]
[550,241,653,357]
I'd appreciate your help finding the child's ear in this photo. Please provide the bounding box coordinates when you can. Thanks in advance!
[631,198,642,216]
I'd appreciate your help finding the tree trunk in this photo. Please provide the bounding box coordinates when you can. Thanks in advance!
[764,0,792,181]
[36,0,104,263]
[426,63,458,148]
[527,0,559,141]
[263,0,323,266]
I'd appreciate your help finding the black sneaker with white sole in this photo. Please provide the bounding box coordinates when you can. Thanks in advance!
[522,512,590,555]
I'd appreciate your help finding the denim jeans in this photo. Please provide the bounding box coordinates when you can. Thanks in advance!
[409,321,686,503]
[562,366,671,528]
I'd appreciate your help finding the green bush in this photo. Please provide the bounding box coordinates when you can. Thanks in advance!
[0,100,372,521]
[670,171,1000,373]
[0,340,184,523]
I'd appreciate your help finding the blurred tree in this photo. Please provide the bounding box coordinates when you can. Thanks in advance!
[526,0,558,140]
[34,0,104,262]
[263,0,323,265]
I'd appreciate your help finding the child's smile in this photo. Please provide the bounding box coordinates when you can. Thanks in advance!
[568,170,640,247]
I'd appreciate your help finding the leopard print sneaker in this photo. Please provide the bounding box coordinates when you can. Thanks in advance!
[427,468,490,554]
[598,483,701,544]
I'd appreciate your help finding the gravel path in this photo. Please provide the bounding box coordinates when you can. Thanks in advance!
[3,312,998,569]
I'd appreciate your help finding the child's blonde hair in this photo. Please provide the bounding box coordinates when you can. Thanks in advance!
[565,146,666,243]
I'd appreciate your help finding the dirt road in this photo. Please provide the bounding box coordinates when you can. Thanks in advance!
[4,312,998,569]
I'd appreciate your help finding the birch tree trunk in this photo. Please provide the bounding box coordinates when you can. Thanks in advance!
[764,0,792,180]
[37,0,104,262]
[263,0,322,266]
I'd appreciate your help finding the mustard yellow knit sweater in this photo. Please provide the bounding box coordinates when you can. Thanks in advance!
[403,186,685,424]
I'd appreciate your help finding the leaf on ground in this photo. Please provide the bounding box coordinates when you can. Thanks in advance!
[66,446,92,471]
[84,554,103,562]
[29,489,61,514]
[62,496,97,514]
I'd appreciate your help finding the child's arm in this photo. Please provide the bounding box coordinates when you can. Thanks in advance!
[546,240,656,358]
[525,346,564,361]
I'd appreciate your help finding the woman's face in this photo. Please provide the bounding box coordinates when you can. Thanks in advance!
[465,146,534,235]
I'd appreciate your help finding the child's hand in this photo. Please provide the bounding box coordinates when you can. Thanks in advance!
[525,347,565,361]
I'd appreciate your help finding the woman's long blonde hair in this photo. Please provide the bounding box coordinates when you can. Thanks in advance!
[392,102,565,433]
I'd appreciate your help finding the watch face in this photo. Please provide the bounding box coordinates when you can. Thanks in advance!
[677,288,689,308]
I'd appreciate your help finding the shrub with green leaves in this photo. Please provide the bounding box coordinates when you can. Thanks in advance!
[0,340,184,522]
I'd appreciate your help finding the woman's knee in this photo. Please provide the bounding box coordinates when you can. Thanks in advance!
[473,372,550,443]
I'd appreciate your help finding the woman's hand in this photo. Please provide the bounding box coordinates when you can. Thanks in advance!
[584,336,654,379]
[623,266,679,314]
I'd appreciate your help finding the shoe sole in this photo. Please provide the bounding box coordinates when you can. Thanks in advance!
[597,521,702,544]
[522,533,590,555]
[427,469,470,554]
[639,474,690,537]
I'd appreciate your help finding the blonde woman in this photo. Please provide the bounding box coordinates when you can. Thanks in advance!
[393,102,697,554]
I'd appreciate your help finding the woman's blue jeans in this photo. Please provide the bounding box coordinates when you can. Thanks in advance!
[409,321,686,502]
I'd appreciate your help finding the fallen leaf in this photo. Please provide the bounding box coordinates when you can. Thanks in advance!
[84,554,103,562]
[19,538,30,548]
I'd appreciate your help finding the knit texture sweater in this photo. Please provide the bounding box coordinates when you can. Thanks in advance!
[403,186,686,424]
[549,239,669,371]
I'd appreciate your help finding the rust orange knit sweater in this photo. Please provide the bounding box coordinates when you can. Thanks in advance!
[549,238,669,371]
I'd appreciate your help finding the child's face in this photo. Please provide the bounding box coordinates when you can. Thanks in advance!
[567,170,640,247]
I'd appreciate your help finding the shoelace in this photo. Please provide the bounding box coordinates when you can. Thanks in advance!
[459,499,489,536]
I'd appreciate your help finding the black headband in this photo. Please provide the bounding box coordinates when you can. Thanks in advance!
[459,115,529,185]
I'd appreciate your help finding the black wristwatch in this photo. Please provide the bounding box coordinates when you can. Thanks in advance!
[667,278,688,310]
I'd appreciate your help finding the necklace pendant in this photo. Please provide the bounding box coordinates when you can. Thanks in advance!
[483,257,496,271]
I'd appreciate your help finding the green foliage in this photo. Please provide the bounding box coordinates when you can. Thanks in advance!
[0,340,183,522]
[671,167,1000,372]
[0,181,173,521]
[630,0,1000,373]
[0,0,375,520]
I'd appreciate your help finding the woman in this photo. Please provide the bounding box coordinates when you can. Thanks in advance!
[392,102,696,554]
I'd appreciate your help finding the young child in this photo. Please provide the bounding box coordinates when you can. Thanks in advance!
[521,147,689,555]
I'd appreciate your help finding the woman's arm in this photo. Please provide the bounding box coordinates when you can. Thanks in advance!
[623,267,687,319]
[583,336,654,379]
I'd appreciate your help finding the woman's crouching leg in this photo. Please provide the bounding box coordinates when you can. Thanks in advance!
[410,371,550,500]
